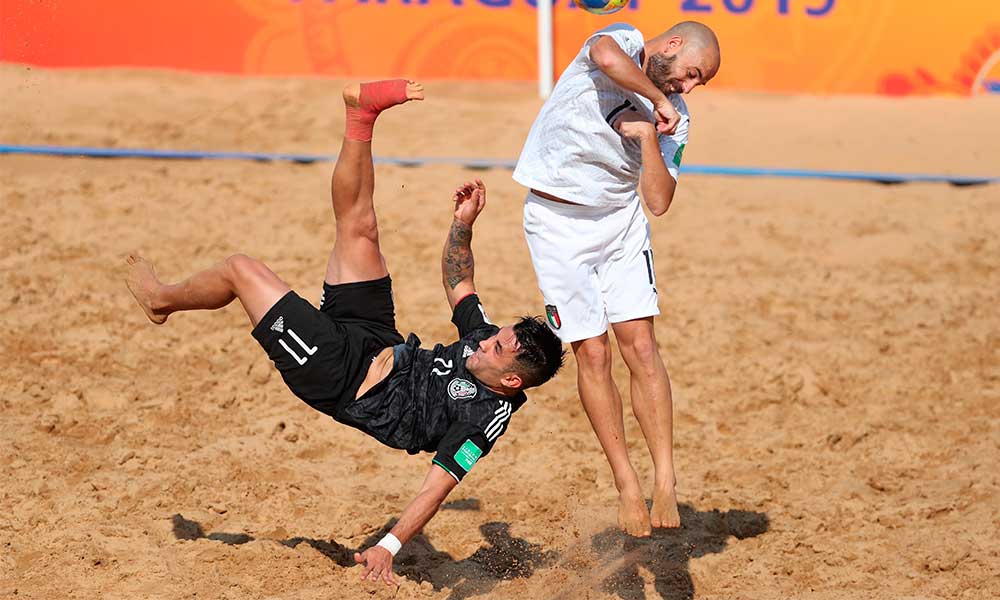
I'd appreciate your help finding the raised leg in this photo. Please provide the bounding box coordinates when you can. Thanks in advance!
[325,80,424,285]
[125,253,290,327]
[572,334,651,537]
[611,317,680,529]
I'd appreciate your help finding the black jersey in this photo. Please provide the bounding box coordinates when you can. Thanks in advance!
[333,294,527,482]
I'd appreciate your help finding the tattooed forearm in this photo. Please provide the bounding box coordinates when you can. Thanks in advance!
[443,219,474,290]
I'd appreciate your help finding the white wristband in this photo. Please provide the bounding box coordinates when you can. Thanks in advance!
[376,533,402,556]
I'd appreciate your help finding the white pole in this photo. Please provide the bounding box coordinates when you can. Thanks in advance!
[537,0,554,98]
[972,50,999,95]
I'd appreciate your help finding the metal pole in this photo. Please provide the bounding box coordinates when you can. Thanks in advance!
[537,0,554,98]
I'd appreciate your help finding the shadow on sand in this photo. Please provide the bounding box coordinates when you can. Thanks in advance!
[170,506,554,600]
[567,504,770,600]
[171,501,767,600]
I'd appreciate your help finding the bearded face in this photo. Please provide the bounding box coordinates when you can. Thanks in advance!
[645,52,683,95]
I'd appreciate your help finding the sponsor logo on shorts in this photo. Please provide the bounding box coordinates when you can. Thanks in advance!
[270,316,285,333]
[447,378,478,400]
[545,305,561,330]
[454,439,483,471]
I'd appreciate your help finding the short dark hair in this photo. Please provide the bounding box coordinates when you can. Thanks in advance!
[511,316,566,389]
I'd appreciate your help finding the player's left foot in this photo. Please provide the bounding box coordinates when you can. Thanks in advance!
[124,254,168,324]
[650,482,681,528]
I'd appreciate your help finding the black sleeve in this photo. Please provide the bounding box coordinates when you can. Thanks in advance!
[451,294,497,339]
[432,422,495,483]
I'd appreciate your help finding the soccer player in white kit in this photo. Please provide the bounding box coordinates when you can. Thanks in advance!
[514,21,720,536]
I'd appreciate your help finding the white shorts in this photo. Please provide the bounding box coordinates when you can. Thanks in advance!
[522,191,659,343]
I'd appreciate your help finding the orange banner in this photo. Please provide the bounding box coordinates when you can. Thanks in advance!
[1,0,998,95]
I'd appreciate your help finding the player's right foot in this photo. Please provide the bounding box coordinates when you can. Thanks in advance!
[342,79,424,109]
[124,254,168,325]
[618,487,652,537]
[343,79,424,141]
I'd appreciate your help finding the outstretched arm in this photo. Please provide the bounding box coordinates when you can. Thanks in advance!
[442,180,487,309]
[590,36,679,135]
[352,465,458,585]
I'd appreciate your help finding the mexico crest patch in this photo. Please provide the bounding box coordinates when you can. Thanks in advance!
[448,378,478,400]
[545,304,561,330]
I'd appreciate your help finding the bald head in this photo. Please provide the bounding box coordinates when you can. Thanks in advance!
[645,21,721,95]
[665,21,720,56]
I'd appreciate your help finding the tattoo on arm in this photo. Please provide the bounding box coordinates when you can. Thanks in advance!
[443,220,474,290]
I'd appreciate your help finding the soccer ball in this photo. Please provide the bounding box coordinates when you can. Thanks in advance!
[573,0,629,15]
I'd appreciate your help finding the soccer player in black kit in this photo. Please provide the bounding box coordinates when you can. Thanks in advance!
[124,79,564,586]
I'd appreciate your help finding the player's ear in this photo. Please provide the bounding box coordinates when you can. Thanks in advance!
[501,372,523,390]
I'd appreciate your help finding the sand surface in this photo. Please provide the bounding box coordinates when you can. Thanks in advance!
[1,65,999,599]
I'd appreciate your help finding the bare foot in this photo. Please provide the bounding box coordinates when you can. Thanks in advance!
[650,483,681,529]
[124,254,167,324]
[342,79,424,109]
[403,80,425,102]
[618,488,652,537]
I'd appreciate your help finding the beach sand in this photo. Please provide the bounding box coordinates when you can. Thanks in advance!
[1,65,998,599]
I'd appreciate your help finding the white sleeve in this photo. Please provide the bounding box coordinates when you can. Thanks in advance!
[583,23,645,61]
[658,110,690,181]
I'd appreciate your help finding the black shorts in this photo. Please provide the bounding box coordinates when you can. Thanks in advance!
[251,276,404,416]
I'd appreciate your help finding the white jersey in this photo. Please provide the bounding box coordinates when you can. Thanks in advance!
[513,23,690,209]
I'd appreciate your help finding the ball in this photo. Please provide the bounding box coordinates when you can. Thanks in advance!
[573,0,629,15]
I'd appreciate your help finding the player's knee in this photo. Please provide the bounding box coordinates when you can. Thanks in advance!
[573,337,612,372]
[223,253,265,283]
[339,211,380,245]
[621,335,660,373]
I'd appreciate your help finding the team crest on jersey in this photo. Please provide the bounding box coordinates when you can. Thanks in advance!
[462,345,475,358]
[448,378,478,400]
[545,305,561,330]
